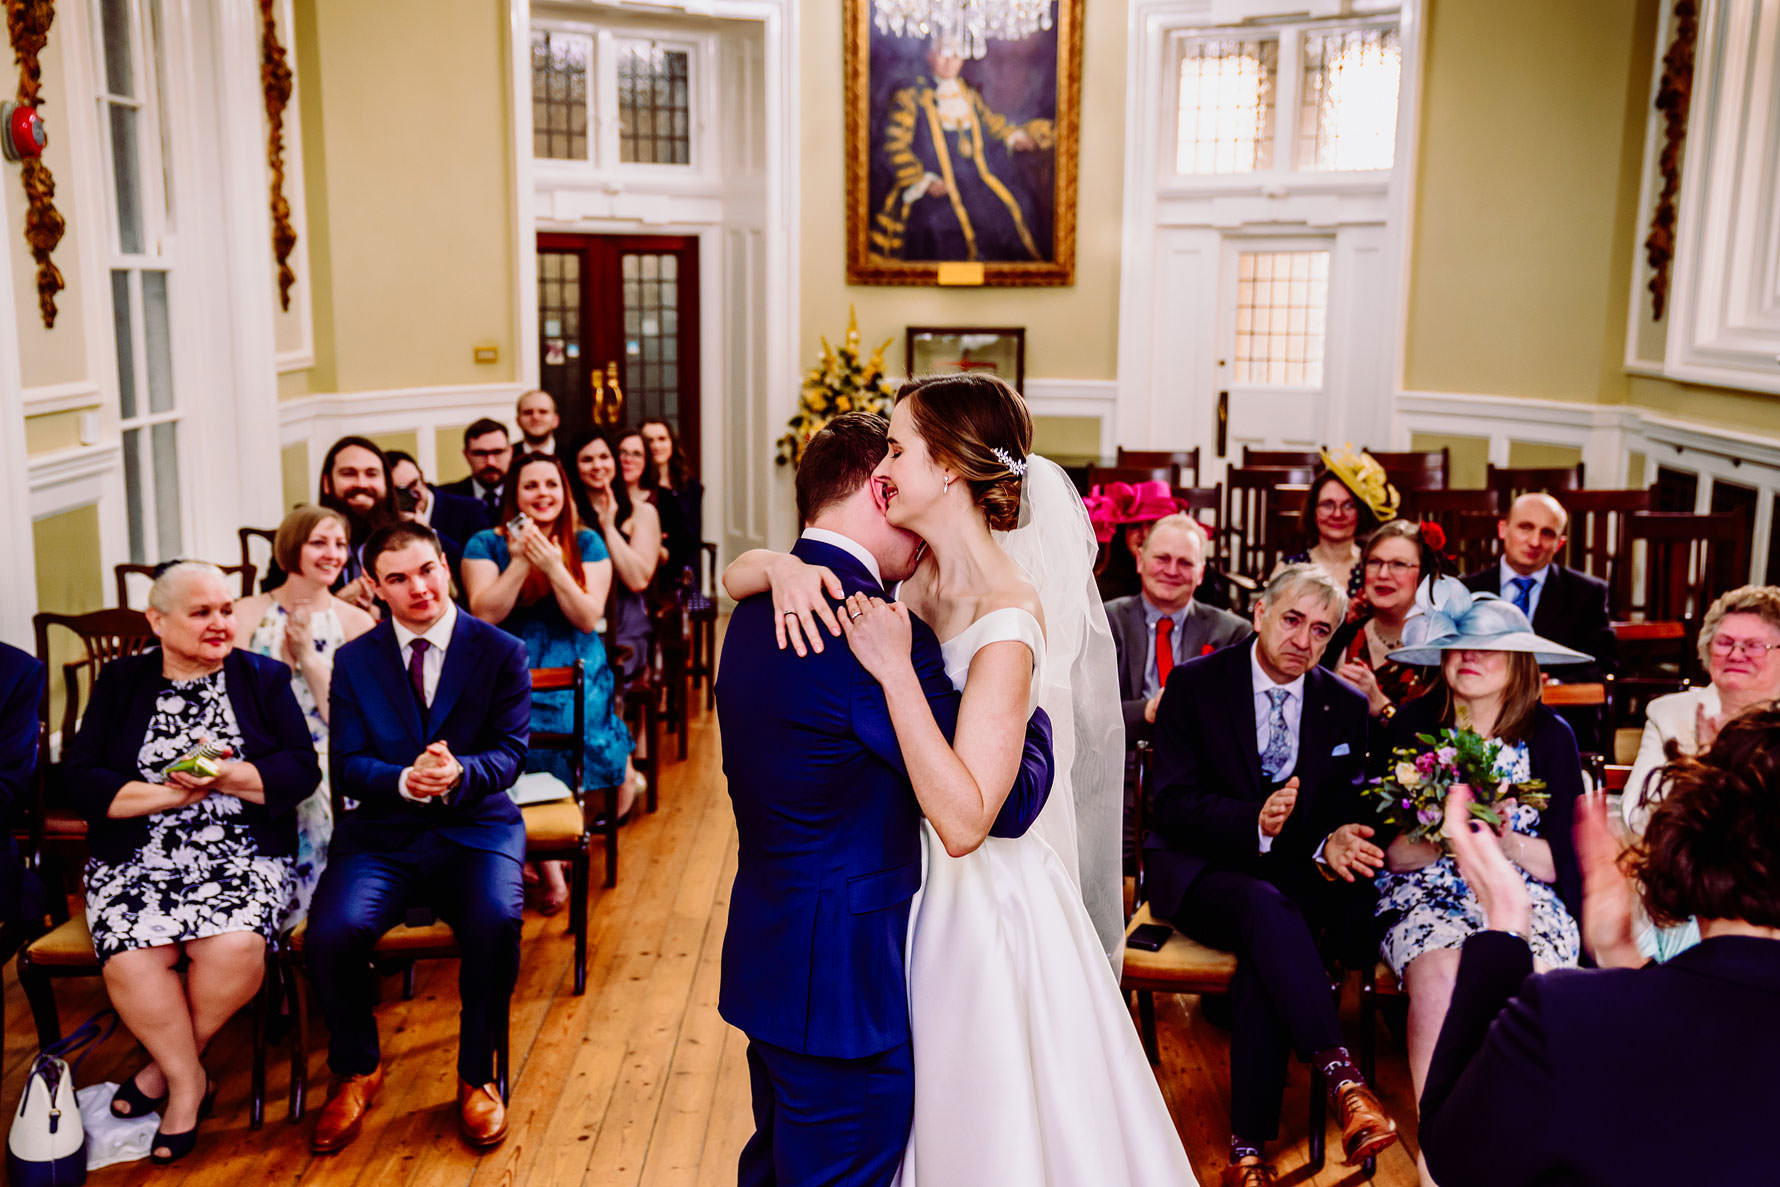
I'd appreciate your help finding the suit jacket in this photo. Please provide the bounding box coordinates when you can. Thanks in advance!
[1622,684,1716,835]
[61,649,320,864]
[1461,562,1617,680]
[0,644,46,921]
[1105,595,1253,744]
[328,611,530,864]
[1421,929,1780,1186]
[437,476,504,530]
[715,537,1055,1059]
[428,485,489,553]
[1144,638,1370,921]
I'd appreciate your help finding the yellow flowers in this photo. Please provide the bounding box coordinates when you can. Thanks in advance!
[777,306,897,467]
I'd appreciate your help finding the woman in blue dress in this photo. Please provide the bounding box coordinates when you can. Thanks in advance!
[463,452,635,911]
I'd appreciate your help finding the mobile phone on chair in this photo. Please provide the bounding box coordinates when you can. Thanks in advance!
[1127,923,1173,952]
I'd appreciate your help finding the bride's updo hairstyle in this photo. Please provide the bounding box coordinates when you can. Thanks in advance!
[896,372,1033,531]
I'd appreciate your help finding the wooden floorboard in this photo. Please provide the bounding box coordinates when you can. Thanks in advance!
[2,616,1422,1185]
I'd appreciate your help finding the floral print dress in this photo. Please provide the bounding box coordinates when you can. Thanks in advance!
[83,670,293,963]
[1373,740,1581,978]
[247,601,344,923]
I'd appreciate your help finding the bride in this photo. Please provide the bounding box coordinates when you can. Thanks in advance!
[728,374,1195,1185]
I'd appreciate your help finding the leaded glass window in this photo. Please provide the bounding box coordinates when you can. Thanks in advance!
[532,30,591,160]
[617,41,690,166]
[1234,251,1329,387]
[1175,38,1277,175]
[1297,25,1401,172]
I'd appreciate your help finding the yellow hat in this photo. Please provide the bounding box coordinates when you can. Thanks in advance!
[1318,443,1400,521]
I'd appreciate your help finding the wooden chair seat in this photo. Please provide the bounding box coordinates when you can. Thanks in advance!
[285,915,462,957]
[522,798,586,847]
[21,914,96,967]
[42,807,87,839]
[1120,903,1236,989]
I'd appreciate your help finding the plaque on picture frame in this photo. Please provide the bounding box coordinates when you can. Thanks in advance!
[846,0,1082,286]
[906,326,1026,392]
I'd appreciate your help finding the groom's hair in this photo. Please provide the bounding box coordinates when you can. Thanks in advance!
[796,412,889,527]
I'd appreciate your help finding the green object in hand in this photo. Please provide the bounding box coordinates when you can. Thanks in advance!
[164,740,225,780]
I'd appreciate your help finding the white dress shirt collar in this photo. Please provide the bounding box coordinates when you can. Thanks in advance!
[393,599,458,657]
[799,527,884,588]
[1249,642,1307,701]
[1499,557,1551,591]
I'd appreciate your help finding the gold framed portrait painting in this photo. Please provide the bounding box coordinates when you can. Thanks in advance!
[845,0,1084,287]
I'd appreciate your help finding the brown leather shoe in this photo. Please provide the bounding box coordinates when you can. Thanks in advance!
[1335,1081,1399,1164]
[311,1065,383,1154]
[458,1079,508,1148]
[1221,1159,1276,1187]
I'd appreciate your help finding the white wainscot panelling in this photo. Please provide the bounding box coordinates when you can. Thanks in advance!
[278,383,529,480]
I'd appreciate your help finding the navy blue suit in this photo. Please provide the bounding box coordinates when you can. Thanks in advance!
[0,643,46,923]
[429,486,488,561]
[716,537,1055,1187]
[308,609,530,1084]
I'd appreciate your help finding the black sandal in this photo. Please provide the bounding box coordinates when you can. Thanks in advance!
[148,1081,216,1166]
[111,1069,166,1119]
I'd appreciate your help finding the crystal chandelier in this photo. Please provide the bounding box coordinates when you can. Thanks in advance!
[872,0,1054,60]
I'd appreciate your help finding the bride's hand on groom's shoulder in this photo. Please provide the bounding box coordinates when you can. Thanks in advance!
[769,554,845,656]
[839,593,914,682]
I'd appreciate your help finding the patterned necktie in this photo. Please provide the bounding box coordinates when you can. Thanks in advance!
[1510,576,1536,616]
[1260,687,1293,781]
[1155,616,1175,692]
[408,638,430,707]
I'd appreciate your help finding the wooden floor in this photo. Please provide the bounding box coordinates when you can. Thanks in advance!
[0,632,1423,1186]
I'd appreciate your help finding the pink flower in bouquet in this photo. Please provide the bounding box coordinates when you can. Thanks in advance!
[1416,806,1442,826]
[1437,746,1458,765]
[1415,751,1438,776]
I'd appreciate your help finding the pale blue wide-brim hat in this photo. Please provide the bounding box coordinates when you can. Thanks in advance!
[1387,576,1592,667]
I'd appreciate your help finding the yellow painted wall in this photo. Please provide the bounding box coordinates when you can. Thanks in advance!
[434,426,471,484]
[34,506,107,729]
[1505,441,1583,469]
[8,28,91,390]
[366,431,418,460]
[281,442,310,510]
[798,3,1126,380]
[1410,431,1489,489]
[1031,415,1100,457]
[294,0,515,394]
[25,411,83,455]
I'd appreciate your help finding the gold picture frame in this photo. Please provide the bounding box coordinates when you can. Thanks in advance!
[844,0,1082,287]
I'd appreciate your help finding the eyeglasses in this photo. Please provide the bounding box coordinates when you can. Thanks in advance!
[1316,500,1356,515]
[466,447,510,460]
[1363,558,1419,575]
[1710,637,1780,659]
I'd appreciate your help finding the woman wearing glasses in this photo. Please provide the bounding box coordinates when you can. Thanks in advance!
[1623,584,1780,959]
[1321,520,1446,727]
[1280,448,1400,617]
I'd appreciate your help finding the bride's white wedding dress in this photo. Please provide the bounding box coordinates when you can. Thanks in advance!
[894,604,1198,1186]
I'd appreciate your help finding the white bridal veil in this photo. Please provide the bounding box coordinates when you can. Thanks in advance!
[995,454,1127,970]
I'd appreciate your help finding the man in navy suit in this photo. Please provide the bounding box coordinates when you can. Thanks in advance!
[716,412,1055,1187]
[306,523,530,1153]
[1147,564,1396,1185]
[0,642,46,924]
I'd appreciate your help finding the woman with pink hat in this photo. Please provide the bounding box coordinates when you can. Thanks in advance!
[1086,480,1184,601]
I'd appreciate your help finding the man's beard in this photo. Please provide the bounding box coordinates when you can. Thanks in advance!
[321,491,395,543]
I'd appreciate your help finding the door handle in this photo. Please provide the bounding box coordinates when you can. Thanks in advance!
[592,360,626,426]
[1215,389,1229,459]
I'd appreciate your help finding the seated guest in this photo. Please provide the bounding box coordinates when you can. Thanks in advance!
[1323,520,1444,727]
[1462,492,1616,748]
[1106,512,1251,746]
[616,428,673,584]
[63,562,319,1162]
[306,524,529,1153]
[1280,447,1398,612]
[640,418,702,581]
[0,642,47,924]
[1087,480,1181,602]
[1377,577,1588,1186]
[1148,564,1396,1186]
[463,454,638,912]
[1623,583,1780,960]
[385,450,485,569]
[1419,710,1780,1187]
[516,389,561,455]
[439,418,516,529]
[317,436,399,612]
[232,506,375,921]
[568,429,661,682]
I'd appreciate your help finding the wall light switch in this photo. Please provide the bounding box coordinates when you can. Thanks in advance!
[474,344,500,365]
[79,410,99,445]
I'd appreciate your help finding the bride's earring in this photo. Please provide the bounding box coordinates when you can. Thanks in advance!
[943,475,953,494]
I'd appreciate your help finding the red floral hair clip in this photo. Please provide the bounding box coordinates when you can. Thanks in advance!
[1418,520,1447,552]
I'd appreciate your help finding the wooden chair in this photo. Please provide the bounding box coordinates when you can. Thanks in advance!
[1614,511,1751,625]
[1437,507,1505,575]
[522,663,598,991]
[1121,743,1334,1172]
[1367,447,1449,492]
[650,590,693,763]
[686,542,719,711]
[1172,485,1222,537]
[1117,448,1200,487]
[239,527,278,591]
[114,561,258,609]
[1486,463,1585,507]
[1242,447,1324,469]
[1560,490,1652,583]
[609,632,661,815]
[1087,464,1174,490]
[1543,682,1607,756]
[1223,467,1316,582]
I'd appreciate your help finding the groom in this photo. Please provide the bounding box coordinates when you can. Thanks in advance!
[717,412,1057,1187]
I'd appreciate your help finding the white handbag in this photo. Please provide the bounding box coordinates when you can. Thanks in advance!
[7,1011,115,1186]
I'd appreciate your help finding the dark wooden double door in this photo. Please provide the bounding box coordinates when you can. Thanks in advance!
[537,233,700,461]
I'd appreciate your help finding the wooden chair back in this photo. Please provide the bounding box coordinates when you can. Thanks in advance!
[1117,448,1201,487]
[114,561,257,610]
[31,609,157,744]
[1087,465,1175,490]
[1223,467,1315,581]
[1614,511,1751,623]
[238,527,277,588]
[1487,463,1585,506]
[1559,489,1653,583]
[1241,447,1323,469]
[527,663,585,792]
[1436,506,1504,574]
[1367,447,1449,491]
[1400,488,1499,521]
[1171,485,1222,541]
[1132,741,1153,904]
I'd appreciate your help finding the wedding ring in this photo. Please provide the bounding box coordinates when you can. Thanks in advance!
[849,610,863,621]
[783,611,798,620]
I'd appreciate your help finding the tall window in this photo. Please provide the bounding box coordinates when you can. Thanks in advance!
[97,0,182,563]
[1175,38,1277,175]
[531,29,591,161]
[617,41,690,165]
[1297,26,1401,171]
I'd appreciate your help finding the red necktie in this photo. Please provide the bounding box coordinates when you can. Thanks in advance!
[1156,616,1175,690]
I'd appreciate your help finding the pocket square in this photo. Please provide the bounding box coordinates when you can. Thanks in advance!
[1331,743,1351,757]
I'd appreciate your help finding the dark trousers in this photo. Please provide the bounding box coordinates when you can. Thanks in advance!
[306,833,524,1084]
[1169,868,1346,1142]
[738,1038,913,1187]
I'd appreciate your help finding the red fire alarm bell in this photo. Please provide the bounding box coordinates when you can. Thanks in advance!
[1,103,48,162]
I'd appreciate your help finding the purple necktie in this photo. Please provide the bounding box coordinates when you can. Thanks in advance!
[408,638,429,707]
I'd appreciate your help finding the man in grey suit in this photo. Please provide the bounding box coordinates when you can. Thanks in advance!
[1106,513,1254,748]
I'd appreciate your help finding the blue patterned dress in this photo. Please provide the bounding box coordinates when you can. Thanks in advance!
[465,528,634,789]
[1374,741,1581,977]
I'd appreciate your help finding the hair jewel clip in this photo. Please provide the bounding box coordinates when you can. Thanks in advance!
[990,446,1028,476]
[1418,519,1447,552]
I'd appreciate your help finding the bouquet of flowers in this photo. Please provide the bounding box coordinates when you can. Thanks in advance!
[775,306,896,467]
[1361,727,1548,845]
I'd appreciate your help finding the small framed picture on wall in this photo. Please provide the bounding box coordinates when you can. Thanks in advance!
[906,326,1026,392]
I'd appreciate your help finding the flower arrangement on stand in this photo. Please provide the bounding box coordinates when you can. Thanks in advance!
[776,307,897,467]
[1362,727,1549,844]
